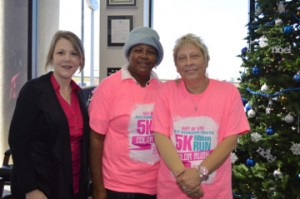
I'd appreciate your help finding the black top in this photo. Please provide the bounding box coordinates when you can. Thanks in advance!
[8,72,90,199]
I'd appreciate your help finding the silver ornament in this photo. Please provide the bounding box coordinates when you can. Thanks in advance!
[261,84,269,92]
[247,109,256,118]
[275,18,283,25]
[273,169,283,178]
[285,114,294,123]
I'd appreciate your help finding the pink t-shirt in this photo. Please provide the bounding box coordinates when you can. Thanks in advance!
[151,79,250,199]
[89,67,161,195]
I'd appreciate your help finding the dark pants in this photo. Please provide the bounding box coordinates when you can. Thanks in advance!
[106,189,156,199]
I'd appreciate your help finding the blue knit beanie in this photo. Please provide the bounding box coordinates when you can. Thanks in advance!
[123,26,164,65]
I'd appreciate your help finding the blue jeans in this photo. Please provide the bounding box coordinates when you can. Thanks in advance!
[106,189,156,199]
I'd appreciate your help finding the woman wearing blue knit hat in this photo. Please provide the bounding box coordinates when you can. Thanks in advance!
[89,26,164,199]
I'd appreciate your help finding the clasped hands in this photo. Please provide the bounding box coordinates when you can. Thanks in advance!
[176,168,204,198]
[26,189,48,199]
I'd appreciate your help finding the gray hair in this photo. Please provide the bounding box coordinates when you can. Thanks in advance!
[173,33,210,63]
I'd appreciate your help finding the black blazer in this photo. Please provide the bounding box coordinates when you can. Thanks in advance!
[8,72,90,199]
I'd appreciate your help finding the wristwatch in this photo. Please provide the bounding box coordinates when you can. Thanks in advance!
[197,165,209,182]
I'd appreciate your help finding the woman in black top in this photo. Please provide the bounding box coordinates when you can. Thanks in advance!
[8,30,90,199]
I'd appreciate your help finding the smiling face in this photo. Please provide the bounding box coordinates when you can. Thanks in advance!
[175,43,208,82]
[51,38,81,80]
[128,44,158,80]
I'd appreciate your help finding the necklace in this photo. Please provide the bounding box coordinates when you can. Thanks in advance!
[190,95,201,111]
[185,78,209,112]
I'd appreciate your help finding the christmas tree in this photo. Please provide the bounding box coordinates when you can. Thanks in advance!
[232,0,300,198]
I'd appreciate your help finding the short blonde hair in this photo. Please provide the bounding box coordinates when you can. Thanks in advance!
[45,30,85,71]
[173,33,210,63]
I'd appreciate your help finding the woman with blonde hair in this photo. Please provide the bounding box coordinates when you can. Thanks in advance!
[152,33,250,199]
[9,30,90,199]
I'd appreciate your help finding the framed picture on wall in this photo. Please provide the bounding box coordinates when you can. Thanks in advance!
[106,0,136,7]
[107,67,121,76]
[107,15,133,46]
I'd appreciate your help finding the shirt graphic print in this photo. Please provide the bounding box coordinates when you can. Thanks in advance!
[172,115,218,183]
[128,104,159,165]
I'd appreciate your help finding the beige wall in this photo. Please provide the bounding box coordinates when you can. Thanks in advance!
[0,0,149,161]
[99,0,149,81]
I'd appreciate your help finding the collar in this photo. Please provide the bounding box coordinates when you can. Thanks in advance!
[50,73,80,92]
[120,64,159,85]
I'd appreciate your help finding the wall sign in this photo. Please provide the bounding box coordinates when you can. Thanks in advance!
[107,15,133,46]
[106,0,136,7]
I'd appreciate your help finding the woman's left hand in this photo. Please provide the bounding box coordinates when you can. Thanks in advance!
[176,168,201,194]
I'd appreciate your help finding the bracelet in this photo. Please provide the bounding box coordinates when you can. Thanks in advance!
[197,165,209,182]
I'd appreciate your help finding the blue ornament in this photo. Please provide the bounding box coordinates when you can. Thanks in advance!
[242,98,248,106]
[266,127,275,135]
[298,173,300,179]
[246,158,255,167]
[293,73,300,82]
[241,47,248,56]
[245,103,251,112]
[283,25,293,34]
[252,66,260,75]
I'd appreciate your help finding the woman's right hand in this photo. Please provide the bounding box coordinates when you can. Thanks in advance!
[26,189,47,199]
[176,168,201,192]
[176,168,204,198]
